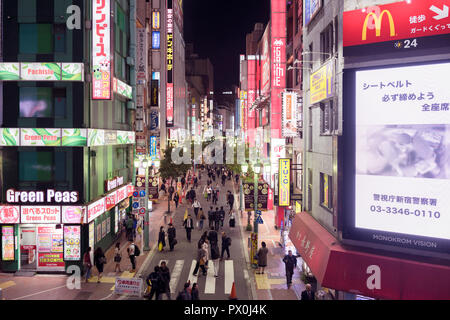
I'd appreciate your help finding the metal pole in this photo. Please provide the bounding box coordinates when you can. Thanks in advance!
[253,171,258,234]
[143,162,150,251]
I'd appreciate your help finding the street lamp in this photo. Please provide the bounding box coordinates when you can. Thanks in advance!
[134,156,151,251]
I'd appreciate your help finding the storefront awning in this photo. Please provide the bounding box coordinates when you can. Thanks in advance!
[289,212,450,300]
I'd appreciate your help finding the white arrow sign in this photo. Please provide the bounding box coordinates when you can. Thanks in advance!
[430,5,449,20]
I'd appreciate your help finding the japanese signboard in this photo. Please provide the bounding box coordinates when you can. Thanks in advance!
[64,226,81,261]
[152,31,161,49]
[167,83,174,126]
[279,158,291,206]
[114,277,143,297]
[87,198,106,223]
[261,25,271,96]
[92,0,111,100]
[137,28,147,80]
[151,80,159,107]
[113,78,132,99]
[304,0,322,26]
[37,226,64,270]
[20,128,61,147]
[282,92,298,137]
[343,0,450,47]
[0,206,20,224]
[310,59,334,105]
[2,226,15,261]
[167,5,174,127]
[21,206,61,224]
[105,191,117,211]
[148,176,159,200]
[0,63,84,81]
[62,206,84,224]
[152,11,161,29]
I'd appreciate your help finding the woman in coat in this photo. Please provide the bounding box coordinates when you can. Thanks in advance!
[94,247,106,283]
[256,242,269,274]
[191,283,200,300]
[167,223,177,251]
[158,226,166,251]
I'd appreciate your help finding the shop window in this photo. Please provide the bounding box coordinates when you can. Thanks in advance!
[320,172,333,210]
[19,151,67,182]
[19,87,67,119]
[320,23,334,63]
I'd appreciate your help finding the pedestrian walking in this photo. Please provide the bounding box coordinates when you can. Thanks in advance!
[146,266,161,300]
[283,250,298,289]
[219,206,225,228]
[176,282,192,300]
[201,239,210,267]
[256,242,269,274]
[235,174,239,184]
[158,261,171,300]
[194,176,198,189]
[198,208,206,230]
[93,247,106,283]
[212,189,218,205]
[207,227,218,246]
[191,283,200,300]
[125,214,133,241]
[167,223,177,251]
[214,207,220,231]
[173,192,180,209]
[207,186,212,202]
[132,215,138,239]
[211,241,220,278]
[301,284,316,300]
[158,226,166,252]
[220,232,231,260]
[127,241,139,272]
[227,191,235,213]
[193,199,201,217]
[183,214,194,242]
[168,185,175,201]
[193,246,207,277]
[229,210,236,228]
[181,176,186,189]
[208,206,214,229]
[114,242,122,273]
[198,231,208,249]
[83,247,93,282]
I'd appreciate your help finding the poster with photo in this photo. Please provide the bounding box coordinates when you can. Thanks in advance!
[64,226,81,261]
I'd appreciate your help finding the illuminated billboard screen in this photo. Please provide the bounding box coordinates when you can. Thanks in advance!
[343,61,450,254]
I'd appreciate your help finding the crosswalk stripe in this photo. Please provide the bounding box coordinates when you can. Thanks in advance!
[169,260,184,293]
[204,261,216,294]
[224,260,234,294]
[187,260,198,284]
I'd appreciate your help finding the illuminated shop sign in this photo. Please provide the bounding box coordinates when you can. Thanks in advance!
[136,28,148,81]
[105,176,124,193]
[92,0,111,99]
[113,78,132,99]
[64,226,81,261]
[282,92,298,137]
[310,59,334,104]
[304,0,322,26]
[279,158,291,206]
[6,189,79,204]
[21,128,61,146]
[152,11,161,29]
[0,62,84,81]
[343,61,450,254]
[0,206,20,224]
[2,226,15,261]
[61,206,84,224]
[21,206,61,224]
[152,31,161,49]
[167,6,174,127]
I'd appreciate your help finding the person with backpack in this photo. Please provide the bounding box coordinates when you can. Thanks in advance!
[146,266,161,300]
[176,283,192,300]
[113,242,122,273]
[127,240,140,272]
[173,192,180,209]
[167,223,177,251]
[198,232,208,249]
[220,232,231,260]
[93,247,106,283]
[192,246,207,277]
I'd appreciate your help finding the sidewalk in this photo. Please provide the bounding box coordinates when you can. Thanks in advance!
[233,180,305,300]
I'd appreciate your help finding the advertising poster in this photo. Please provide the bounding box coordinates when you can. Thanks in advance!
[282,92,298,137]
[106,217,111,235]
[89,222,95,249]
[115,206,119,234]
[2,226,15,261]
[0,128,20,146]
[304,0,322,26]
[64,226,81,261]
[243,183,255,210]
[21,206,61,224]
[61,129,87,146]
[353,62,450,244]
[310,59,334,105]
[21,128,61,147]
[96,223,102,243]
[101,219,107,238]
[62,206,84,224]
[258,183,269,210]
[37,226,64,269]
[279,159,291,206]
[114,277,143,297]
[148,176,159,200]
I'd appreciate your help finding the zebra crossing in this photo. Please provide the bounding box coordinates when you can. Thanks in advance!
[157,259,235,295]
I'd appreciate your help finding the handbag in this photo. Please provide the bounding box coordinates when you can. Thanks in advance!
[158,242,163,252]
[114,253,122,263]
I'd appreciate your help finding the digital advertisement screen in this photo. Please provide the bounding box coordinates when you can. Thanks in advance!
[344,61,450,253]
[19,87,52,118]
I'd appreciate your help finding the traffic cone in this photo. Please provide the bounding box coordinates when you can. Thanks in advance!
[229,282,238,300]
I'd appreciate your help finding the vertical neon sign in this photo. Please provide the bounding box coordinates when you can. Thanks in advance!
[166,1,174,127]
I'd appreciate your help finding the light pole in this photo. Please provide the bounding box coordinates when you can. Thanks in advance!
[241,162,248,212]
[134,156,153,251]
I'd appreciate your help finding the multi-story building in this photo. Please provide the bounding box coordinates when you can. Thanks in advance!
[0,0,136,273]
[291,0,450,300]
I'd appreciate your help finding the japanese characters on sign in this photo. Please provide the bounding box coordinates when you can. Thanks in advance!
[64,226,81,261]
[304,0,322,26]
[152,11,161,29]
[137,28,148,81]
[0,206,20,224]
[310,59,334,104]
[21,206,61,224]
[279,158,290,206]
[167,7,174,127]
[282,92,298,137]
[92,0,111,100]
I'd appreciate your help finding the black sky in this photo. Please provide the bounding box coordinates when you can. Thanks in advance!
[184,0,270,92]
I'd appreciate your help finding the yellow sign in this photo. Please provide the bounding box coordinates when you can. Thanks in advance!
[152,12,160,29]
[250,232,258,265]
[278,158,290,206]
[310,59,334,105]
[362,10,395,41]
[295,201,302,213]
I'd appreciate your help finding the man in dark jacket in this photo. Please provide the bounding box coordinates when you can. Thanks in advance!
[218,207,225,228]
[220,232,231,260]
[177,283,192,300]
[158,261,171,300]
[167,223,176,251]
[283,250,298,289]
[183,214,194,242]
[227,192,235,213]
[207,227,218,246]
[208,207,214,229]
[168,185,175,201]
[301,284,316,300]
[146,266,161,300]
[214,207,220,230]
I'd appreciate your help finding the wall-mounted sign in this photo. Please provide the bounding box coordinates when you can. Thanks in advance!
[2,226,15,261]
[150,109,159,130]
[105,176,124,193]
[167,5,174,127]
[0,62,84,81]
[92,0,111,99]
[136,28,147,80]
[304,0,322,26]
[6,189,78,204]
[104,130,118,145]
[62,206,84,224]
[0,128,19,146]
[282,92,298,137]
[105,191,117,211]
[87,198,106,223]
[0,206,20,224]
[279,158,291,206]
[20,128,61,147]
[37,226,64,269]
[113,78,132,99]
[149,136,157,159]
[310,59,334,105]
[21,206,61,224]
[150,80,159,106]
[166,83,174,126]
[61,129,87,146]
[64,226,81,261]
[152,31,161,49]
[152,11,161,29]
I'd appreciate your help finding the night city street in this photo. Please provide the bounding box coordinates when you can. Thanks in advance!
[0,0,449,309]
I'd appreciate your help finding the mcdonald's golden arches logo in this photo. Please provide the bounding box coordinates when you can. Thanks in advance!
[362,10,396,41]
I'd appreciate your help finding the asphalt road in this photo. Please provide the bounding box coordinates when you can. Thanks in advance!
[140,169,252,300]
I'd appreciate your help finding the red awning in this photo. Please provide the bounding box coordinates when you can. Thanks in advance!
[289,212,450,300]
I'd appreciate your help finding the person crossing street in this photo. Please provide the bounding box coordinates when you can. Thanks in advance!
[183,214,194,242]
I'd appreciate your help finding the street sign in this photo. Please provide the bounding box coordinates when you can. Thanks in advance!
[256,210,262,215]
[256,216,264,224]
[132,202,139,209]
[139,208,145,215]
[139,190,146,197]
[133,191,138,197]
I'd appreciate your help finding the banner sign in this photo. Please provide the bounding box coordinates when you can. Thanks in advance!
[92,0,111,99]
[152,31,161,49]
[0,128,19,146]
[137,28,148,80]
[0,62,83,81]
[0,206,20,224]
[105,191,117,211]
[282,92,298,137]
[148,176,159,200]
[304,0,322,26]
[310,59,334,104]
[105,176,124,193]
[258,183,269,210]
[150,80,159,106]
[62,206,84,224]
[152,11,161,29]
[21,206,61,224]
[150,109,159,129]
[279,158,291,206]
[113,78,132,99]
[167,5,174,127]
[63,226,81,261]
[166,83,174,126]
[21,128,61,147]
[87,198,106,223]
[343,0,450,47]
